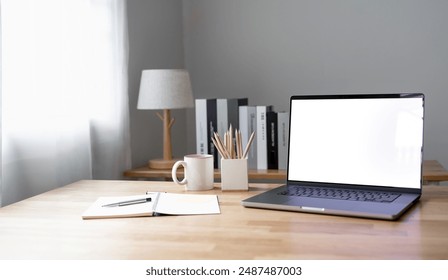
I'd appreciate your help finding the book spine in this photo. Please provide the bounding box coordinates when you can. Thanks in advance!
[266,111,278,169]
[195,99,208,155]
[256,105,273,169]
[277,112,289,170]
[248,107,257,169]
[216,99,228,140]
[238,98,249,107]
[216,99,228,168]
[227,98,248,131]
[206,99,218,168]
[239,106,257,169]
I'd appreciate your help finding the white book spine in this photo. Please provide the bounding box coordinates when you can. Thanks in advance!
[239,106,257,169]
[239,106,249,145]
[277,112,289,170]
[195,99,208,155]
[256,106,269,169]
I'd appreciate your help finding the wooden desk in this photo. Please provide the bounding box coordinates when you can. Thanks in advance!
[124,160,448,183]
[0,180,447,259]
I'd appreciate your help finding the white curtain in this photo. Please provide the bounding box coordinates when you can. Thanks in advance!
[1,0,131,206]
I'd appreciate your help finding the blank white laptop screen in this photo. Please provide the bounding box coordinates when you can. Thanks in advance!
[288,96,424,189]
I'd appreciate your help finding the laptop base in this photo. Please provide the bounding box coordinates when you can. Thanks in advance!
[242,185,420,220]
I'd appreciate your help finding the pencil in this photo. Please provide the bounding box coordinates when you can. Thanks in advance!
[242,131,255,159]
[214,132,231,159]
[239,130,244,159]
[211,137,226,159]
[229,125,234,159]
[235,129,241,159]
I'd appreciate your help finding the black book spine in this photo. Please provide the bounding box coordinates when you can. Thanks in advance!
[206,99,218,168]
[266,111,278,169]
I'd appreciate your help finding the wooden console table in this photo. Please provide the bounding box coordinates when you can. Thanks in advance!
[124,167,285,181]
[124,160,448,184]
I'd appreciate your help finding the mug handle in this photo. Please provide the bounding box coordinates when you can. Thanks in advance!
[172,161,187,185]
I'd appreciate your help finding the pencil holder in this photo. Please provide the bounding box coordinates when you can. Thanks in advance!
[221,158,249,191]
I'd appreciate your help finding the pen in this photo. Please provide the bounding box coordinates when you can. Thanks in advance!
[102,197,152,207]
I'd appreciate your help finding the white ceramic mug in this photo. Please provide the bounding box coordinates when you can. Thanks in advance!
[172,154,214,191]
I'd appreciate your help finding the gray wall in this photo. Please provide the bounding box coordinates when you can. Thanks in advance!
[128,0,448,171]
[182,0,448,169]
[127,0,190,167]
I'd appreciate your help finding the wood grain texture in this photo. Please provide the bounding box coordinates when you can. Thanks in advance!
[0,180,447,260]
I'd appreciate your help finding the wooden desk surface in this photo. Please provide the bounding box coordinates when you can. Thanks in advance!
[0,180,447,260]
[124,160,448,183]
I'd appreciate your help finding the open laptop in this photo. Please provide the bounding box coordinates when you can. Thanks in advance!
[242,93,425,220]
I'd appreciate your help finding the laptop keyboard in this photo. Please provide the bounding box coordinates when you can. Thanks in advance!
[278,185,401,203]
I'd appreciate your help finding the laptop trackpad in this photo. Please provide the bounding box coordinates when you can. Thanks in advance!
[290,196,356,211]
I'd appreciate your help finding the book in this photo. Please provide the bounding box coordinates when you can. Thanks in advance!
[256,105,273,169]
[229,98,249,131]
[277,112,289,170]
[239,105,257,169]
[206,99,218,168]
[266,111,278,169]
[216,99,228,168]
[216,99,228,143]
[82,192,221,219]
[195,99,208,155]
[217,98,248,137]
[195,98,218,167]
[216,98,249,167]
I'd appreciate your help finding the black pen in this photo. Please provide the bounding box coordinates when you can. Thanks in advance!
[102,197,152,207]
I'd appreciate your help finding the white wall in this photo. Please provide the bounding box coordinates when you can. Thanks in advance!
[182,0,448,168]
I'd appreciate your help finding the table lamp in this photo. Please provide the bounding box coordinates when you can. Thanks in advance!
[137,69,194,169]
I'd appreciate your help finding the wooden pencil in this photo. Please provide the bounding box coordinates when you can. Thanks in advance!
[242,131,255,159]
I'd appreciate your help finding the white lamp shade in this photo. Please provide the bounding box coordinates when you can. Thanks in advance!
[137,69,194,110]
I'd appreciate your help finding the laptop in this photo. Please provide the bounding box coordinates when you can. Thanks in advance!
[242,93,425,220]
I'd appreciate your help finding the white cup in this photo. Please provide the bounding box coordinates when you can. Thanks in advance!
[172,154,214,191]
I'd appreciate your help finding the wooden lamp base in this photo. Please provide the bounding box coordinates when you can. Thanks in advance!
[147,109,182,170]
[148,158,180,169]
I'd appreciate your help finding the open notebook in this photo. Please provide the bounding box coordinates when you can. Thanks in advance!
[82,192,221,219]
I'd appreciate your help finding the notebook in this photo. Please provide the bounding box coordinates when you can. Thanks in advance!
[242,93,425,220]
[82,192,221,219]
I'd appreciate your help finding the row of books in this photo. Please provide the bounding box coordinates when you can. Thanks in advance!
[195,98,289,170]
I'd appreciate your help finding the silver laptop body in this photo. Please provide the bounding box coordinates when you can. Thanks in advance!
[242,93,424,220]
